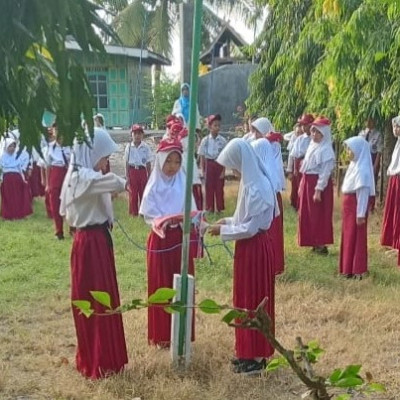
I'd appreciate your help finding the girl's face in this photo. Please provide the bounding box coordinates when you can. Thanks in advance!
[311,127,323,143]
[302,124,311,134]
[210,120,221,135]
[346,146,355,161]
[253,127,263,139]
[393,124,400,137]
[94,156,109,172]
[133,131,143,143]
[232,168,241,179]
[6,143,16,154]
[162,151,181,177]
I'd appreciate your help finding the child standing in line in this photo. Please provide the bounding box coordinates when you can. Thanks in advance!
[339,136,374,279]
[381,116,400,266]
[124,124,152,216]
[45,124,71,239]
[209,138,278,376]
[0,138,32,220]
[60,128,128,379]
[139,138,198,347]
[298,117,335,255]
[198,114,227,213]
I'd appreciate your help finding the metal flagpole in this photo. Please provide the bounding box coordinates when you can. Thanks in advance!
[177,0,203,362]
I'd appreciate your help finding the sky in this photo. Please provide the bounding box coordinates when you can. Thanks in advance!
[165,6,265,78]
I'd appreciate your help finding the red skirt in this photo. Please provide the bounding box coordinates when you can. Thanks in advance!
[269,192,284,275]
[1,172,32,220]
[234,232,275,359]
[71,225,128,379]
[128,167,148,216]
[339,194,368,275]
[298,174,334,247]
[381,176,400,251]
[290,159,302,210]
[29,162,45,197]
[147,227,197,346]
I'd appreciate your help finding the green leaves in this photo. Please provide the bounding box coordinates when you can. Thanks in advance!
[147,288,177,304]
[72,300,94,318]
[89,291,111,309]
[221,309,248,324]
[198,299,221,314]
[265,356,289,372]
[328,364,363,388]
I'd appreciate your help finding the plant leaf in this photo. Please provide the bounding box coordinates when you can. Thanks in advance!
[367,382,386,393]
[265,356,289,372]
[198,299,221,314]
[72,300,94,318]
[90,291,111,309]
[148,288,176,304]
[164,301,185,314]
[334,377,364,388]
[221,309,249,324]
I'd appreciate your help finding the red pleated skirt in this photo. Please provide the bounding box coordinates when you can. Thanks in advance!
[290,159,302,210]
[381,176,400,252]
[29,162,45,197]
[1,172,32,220]
[298,174,334,247]
[234,232,275,359]
[339,194,368,275]
[71,225,128,379]
[147,227,197,346]
[269,192,285,275]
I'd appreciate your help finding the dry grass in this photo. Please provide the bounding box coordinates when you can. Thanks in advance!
[0,184,399,400]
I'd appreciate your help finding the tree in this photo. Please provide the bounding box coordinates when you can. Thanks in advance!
[0,0,116,147]
[247,0,400,139]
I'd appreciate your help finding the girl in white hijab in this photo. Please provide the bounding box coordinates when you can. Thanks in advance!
[208,138,277,376]
[381,116,400,266]
[0,138,33,219]
[139,138,197,348]
[298,117,335,254]
[60,128,128,380]
[340,136,375,279]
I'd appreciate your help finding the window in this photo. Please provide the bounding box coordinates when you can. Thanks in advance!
[88,74,108,109]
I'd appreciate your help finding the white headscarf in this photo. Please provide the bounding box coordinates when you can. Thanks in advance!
[251,117,274,136]
[251,138,280,192]
[139,149,195,222]
[217,138,278,224]
[300,123,335,172]
[60,128,118,212]
[387,116,400,176]
[342,136,375,195]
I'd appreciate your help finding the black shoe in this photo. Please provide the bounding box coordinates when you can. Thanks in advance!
[55,233,65,240]
[314,246,328,255]
[233,359,266,376]
[231,357,246,366]
[346,274,354,279]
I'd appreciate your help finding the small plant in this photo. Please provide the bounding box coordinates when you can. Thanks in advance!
[73,290,386,400]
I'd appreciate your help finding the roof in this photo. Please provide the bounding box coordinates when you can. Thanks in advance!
[66,39,171,66]
[200,23,248,63]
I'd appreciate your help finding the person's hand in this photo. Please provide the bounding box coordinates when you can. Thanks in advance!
[216,218,226,224]
[208,224,221,236]
[111,192,118,200]
[373,163,380,175]
[293,170,298,177]
[356,217,366,225]
[219,171,225,179]
[45,185,49,193]
[313,189,322,202]
[287,173,293,181]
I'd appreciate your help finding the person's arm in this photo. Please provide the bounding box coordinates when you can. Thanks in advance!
[146,161,152,176]
[86,172,127,195]
[356,186,370,224]
[220,215,266,241]
[314,159,335,201]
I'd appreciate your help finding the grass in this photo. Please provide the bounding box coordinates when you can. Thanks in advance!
[0,182,399,400]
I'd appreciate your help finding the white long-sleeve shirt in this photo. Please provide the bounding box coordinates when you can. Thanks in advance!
[304,159,335,191]
[62,172,126,228]
[45,142,71,167]
[0,152,25,179]
[220,208,274,242]
[292,134,311,159]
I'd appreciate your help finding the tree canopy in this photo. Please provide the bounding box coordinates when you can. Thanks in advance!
[1,0,115,147]
[247,0,400,138]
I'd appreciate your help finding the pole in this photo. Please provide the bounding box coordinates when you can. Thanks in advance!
[177,0,203,361]
[179,1,195,84]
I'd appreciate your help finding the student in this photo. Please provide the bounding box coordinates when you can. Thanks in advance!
[298,117,335,254]
[209,138,277,375]
[124,124,152,216]
[198,114,227,213]
[139,138,198,347]
[45,124,71,239]
[29,146,46,198]
[285,123,303,209]
[59,128,128,380]
[291,114,315,210]
[0,138,33,220]
[339,136,374,279]
[381,116,400,266]
[178,125,203,210]
[172,83,201,130]
[266,131,286,275]
[93,113,111,174]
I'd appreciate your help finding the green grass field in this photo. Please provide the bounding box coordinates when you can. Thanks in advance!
[0,186,399,400]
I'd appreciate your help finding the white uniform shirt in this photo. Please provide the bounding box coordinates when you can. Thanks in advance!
[358,129,383,154]
[63,172,126,228]
[45,142,71,167]
[124,141,153,167]
[303,159,335,191]
[198,134,227,160]
[292,134,311,159]
[0,152,25,179]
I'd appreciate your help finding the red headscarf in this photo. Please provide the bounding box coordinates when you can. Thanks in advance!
[157,138,183,153]
[266,132,283,143]
[297,113,315,125]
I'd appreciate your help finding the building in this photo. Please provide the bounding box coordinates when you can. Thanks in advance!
[66,39,170,128]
